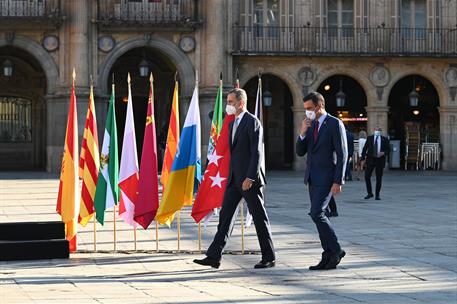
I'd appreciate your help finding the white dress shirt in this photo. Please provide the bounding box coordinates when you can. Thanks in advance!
[299,112,327,140]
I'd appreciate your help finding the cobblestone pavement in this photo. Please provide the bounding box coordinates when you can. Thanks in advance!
[1,171,456,303]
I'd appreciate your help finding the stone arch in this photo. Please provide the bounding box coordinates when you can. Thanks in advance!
[239,67,302,108]
[313,67,375,105]
[385,69,447,107]
[0,35,58,95]
[98,36,195,97]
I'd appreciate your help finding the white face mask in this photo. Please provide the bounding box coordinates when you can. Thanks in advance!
[374,130,381,136]
[305,110,316,120]
[225,104,237,115]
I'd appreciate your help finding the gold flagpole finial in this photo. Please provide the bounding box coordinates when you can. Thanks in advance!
[127,72,131,85]
[195,70,198,84]
[149,72,154,84]
[72,68,76,85]
[174,71,178,83]
[90,74,94,87]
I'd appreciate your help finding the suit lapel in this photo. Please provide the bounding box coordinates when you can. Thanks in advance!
[232,114,248,147]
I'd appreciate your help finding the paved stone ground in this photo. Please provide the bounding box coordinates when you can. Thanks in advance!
[0,171,456,304]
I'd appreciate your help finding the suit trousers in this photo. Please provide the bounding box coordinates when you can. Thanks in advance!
[365,157,385,196]
[308,184,341,254]
[206,183,275,261]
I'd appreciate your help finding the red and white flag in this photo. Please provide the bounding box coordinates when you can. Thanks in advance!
[119,73,139,227]
[192,114,235,223]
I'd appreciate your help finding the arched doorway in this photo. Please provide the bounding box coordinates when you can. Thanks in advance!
[108,47,176,170]
[0,47,46,170]
[242,74,294,170]
[388,75,440,170]
[317,75,368,135]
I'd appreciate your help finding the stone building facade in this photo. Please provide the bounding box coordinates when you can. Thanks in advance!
[0,0,456,172]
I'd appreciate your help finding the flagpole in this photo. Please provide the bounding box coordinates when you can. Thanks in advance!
[113,205,117,252]
[134,227,137,252]
[155,221,159,252]
[177,211,181,252]
[240,202,245,254]
[93,213,97,252]
[198,223,202,252]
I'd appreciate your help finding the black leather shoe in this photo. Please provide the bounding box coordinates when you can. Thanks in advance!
[309,252,331,270]
[324,250,346,270]
[375,196,381,200]
[364,194,374,199]
[193,257,220,269]
[254,260,275,269]
[328,211,339,217]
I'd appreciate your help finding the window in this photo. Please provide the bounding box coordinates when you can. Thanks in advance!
[401,0,426,38]
[328,0,354,37]
[0,97,32,143]
[254,0,280,37]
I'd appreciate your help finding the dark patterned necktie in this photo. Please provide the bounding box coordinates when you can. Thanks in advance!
[313,120,319,142]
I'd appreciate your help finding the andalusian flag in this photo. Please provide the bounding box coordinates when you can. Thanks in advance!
[160,79,180,191]
[56,69,79,253]
[156,75,201,225]
[118,73,139,227]
[78,82,100,226]
[207,72,223,159]
[135,73,159,229]
[94,82,119,225]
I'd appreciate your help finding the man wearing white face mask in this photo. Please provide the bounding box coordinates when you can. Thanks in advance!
[296,92,348,270]
[360,126,390,200]
[194,88,275,269]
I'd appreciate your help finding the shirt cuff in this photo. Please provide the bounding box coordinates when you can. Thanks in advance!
[299,134,305,140]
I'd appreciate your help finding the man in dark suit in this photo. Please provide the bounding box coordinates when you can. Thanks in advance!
[345,129,355,181]
[296,92,348,270]
[194,88,275,269]
[361,126,390,200]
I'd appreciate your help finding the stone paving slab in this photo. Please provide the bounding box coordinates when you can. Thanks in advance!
[1,171,457,303]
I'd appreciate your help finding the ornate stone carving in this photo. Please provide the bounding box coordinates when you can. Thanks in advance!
[297,67,316,87]
[445,67,457,101]
[369,65,390,87]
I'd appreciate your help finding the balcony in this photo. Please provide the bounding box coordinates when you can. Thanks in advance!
[0,0,62,29]
[233,26,457,57]
[97,0,201,31]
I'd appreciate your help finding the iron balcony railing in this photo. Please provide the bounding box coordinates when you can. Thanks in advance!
[233,26,457,56]
[98,0,200,28]
[0,0,60,20]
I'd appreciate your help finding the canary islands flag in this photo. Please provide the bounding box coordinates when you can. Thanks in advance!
[155,77,201,225]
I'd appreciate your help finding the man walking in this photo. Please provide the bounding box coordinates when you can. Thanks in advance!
[194,88,275,269]
[361,126,390,200]
[296,91,347,270]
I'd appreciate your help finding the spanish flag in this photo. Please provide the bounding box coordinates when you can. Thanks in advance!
[160,79,180,192]
[78,81,100,227]
[56,69,79,253]
[156,75,201,225]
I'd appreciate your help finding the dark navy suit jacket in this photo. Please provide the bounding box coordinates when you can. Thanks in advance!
[228,111,266,189]
[296,114,348,187]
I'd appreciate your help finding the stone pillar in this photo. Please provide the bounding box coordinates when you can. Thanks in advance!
[365,106,389,136]
[69,0,89,86]
[199,0,227,159]
[292,107,306,171]
[439,106,457,170]
[45,91,91,173]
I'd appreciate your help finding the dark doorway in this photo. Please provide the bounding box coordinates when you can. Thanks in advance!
[317,75,367,136]
[388,75,439,169]
[108,47,176,171]
[243,74,294,170]
[0,47,46,170]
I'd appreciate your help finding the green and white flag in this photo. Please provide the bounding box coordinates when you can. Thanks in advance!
[94,83,119,225]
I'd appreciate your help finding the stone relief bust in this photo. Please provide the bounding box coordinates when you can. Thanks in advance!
[369,65,390,87]
[297,67,316,87]
[445,67,457,87]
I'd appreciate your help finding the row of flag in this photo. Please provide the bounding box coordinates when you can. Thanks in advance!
[56,69,264,253]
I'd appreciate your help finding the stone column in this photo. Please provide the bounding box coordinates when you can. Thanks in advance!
[199,0,227,159]
[439,106,457,170]
[365,106,389,136]
[292,106,306,171]
[69,0,89,87]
